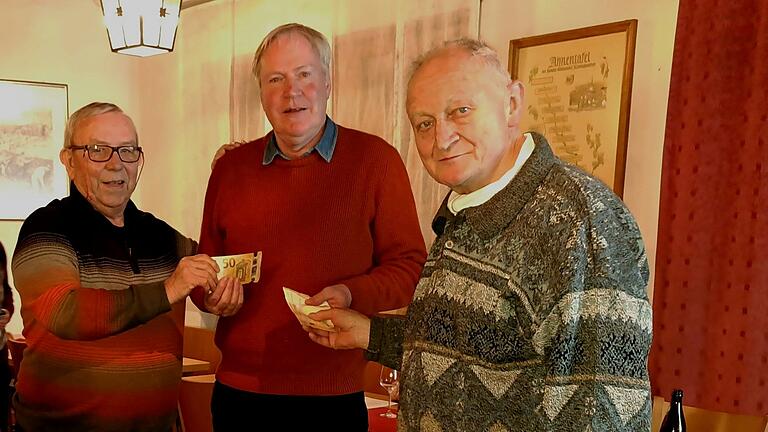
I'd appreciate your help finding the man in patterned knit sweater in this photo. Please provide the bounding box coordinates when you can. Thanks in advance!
[12,102,240,431]
[192,23,426,431]
[307,39,652,431]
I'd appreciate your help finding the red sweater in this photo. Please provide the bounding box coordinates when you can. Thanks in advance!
[193,125,426,395]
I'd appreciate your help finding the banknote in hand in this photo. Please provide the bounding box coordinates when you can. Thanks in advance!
[212,252,262,284]
[283,287,335,332]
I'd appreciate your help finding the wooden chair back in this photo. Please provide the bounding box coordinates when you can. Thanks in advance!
[178,374,215,432]
[183,326,220,375]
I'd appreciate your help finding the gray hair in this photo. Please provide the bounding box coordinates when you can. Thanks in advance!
[251,23,331,85]
[408,38,511,88]
[63,102,133,149]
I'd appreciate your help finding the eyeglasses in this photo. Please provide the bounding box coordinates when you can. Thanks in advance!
[69,144,143,163]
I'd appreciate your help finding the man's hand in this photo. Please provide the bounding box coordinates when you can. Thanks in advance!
[211,141,247,170]
[305,284,352,308]
[305,308,371,350]
[165,254,219,304]
[204,276,243,317]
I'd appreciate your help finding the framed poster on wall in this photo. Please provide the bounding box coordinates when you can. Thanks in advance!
[0,79,69,220]
[509,20,637,197]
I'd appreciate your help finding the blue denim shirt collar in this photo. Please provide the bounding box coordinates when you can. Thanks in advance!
[262,116,337,165]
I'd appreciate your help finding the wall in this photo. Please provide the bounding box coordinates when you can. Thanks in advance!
[480,0,680,295]
[0,0,679,334]
[0,0,143,335]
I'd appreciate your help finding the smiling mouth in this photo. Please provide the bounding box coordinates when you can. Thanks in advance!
[439,153,468,162]
[103,180,126,186]
[283,107,307,114]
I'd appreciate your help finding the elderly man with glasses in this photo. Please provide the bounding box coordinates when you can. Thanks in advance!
[11,102,240,432]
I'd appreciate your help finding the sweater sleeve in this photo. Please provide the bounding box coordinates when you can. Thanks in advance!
[12,227,172,341]
[365,314,407,370]
[532,197,652,431]
[340,146,427,315]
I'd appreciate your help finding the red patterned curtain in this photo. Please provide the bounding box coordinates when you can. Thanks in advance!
[649,0,768,416]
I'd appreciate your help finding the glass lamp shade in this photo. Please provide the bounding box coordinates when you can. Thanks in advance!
[100,0,181,57]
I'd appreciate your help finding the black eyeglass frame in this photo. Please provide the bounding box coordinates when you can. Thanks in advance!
[68,144,144,163]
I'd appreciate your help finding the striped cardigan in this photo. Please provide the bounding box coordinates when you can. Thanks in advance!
[12,184,195,432]
[367,133,652,431]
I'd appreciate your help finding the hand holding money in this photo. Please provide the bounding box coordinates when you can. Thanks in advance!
[164,254,219,304]
[305,307,371,350]
[305,284,352,308]
[205,276,243,317]
[283,287,335,332]
[212,252,262,285]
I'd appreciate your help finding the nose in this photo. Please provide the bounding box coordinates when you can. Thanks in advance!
[284,77,301,97]
[434,121,458,151]
[104,150,124,169]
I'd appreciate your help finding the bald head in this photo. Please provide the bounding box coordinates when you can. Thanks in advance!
[407,39,512,98]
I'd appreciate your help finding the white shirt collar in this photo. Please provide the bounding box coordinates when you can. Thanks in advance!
[447,133,535,215]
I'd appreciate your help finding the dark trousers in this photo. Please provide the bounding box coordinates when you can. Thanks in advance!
[211,381,368,432]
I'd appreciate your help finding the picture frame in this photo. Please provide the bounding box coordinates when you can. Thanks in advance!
[509,20,637,197]
[0,79,69,220]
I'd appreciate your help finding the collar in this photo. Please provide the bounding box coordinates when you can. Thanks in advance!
[431,132,558,240]
[447,133,535,215]
[262,116,337,165]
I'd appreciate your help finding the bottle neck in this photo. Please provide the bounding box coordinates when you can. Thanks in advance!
[671,390,684,404]
[671,400,683,414]
[663,400,686,431]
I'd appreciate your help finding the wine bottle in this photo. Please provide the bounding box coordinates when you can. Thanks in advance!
[659,389,686,432]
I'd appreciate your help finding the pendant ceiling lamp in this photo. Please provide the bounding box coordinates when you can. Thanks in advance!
[100,0,181,57]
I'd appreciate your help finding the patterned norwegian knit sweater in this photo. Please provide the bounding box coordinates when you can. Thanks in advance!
[192,124,426,395]
[367,133,652,432]
[12,184,195,432]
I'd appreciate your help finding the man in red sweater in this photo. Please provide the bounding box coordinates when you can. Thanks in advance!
[193,23,426,431]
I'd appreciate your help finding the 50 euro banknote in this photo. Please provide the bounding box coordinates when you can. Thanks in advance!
[212,252,262,284]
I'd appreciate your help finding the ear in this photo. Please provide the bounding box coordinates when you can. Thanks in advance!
[59,148,76,179]
[507,80,525,128]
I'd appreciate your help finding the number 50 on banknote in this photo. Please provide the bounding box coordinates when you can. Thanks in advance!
[212,252,262,284]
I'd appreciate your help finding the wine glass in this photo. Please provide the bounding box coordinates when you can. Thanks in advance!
[379,366,399,418]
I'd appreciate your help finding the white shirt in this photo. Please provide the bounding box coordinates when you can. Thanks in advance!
[447,133,535,215]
